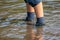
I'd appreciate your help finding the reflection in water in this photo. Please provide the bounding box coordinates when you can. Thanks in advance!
[25,21,43,40]
[34,27,43,40]
[25,21,35,40]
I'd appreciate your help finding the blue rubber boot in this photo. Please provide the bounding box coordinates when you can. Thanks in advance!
[36,17,45,26]
[25,12,34,21]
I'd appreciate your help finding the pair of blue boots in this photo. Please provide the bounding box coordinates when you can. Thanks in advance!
[25,12,45,26]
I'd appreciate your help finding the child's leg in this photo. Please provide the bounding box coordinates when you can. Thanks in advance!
[25,3,35,21]
[34,2,45,26]
[24,0,35,21]
[34,2,44,18]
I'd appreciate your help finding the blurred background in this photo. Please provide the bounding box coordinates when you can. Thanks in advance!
[0,0,60,40]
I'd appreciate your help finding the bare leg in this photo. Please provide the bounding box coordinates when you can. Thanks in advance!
[34,2,44,18]
[34,2,45,26]
[25,3,35,21]
[26,3,35,12]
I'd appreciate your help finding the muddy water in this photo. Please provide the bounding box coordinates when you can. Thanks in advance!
[0,0,60,40]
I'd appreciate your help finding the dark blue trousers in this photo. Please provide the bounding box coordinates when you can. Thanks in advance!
[24,0,42,7]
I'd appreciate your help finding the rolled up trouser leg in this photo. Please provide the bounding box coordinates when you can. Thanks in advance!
[24,0,42,7]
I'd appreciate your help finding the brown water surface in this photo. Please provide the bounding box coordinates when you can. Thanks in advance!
[0,0,60,40]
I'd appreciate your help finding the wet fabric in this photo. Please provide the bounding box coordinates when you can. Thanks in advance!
[24,0,42,7]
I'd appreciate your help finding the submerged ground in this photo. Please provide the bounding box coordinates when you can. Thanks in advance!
[0,0,60,40]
